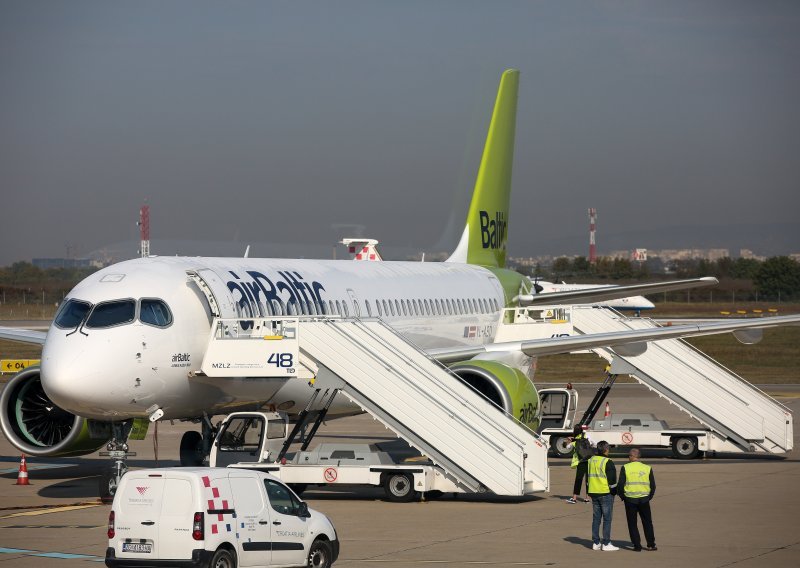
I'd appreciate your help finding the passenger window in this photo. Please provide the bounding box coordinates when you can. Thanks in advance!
[54,299,92,329]
[86,300,136,329]
[265,479,302,516]
[140,299,173,327]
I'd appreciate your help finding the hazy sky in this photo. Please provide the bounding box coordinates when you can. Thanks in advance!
[1,1,798,265]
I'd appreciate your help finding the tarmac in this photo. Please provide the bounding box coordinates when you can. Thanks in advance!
[0,383,798,567]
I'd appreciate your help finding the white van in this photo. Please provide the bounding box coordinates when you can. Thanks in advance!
[105,467,339,568]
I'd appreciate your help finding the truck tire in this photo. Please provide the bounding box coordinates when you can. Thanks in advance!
[180,431,205,466]
[209,547,236,568]
[550,436,572,458]
[383,473,419,502]
[307,538,333,568]
[671,436,700,459]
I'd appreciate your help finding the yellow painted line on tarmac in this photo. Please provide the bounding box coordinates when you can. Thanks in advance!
[0,504,100,519]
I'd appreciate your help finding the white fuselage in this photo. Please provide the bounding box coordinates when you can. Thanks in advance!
[41,257,505,420]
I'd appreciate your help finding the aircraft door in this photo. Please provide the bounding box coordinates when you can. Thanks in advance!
[538,388,575,431]
[346,288,361,318]
[187,269,240,319]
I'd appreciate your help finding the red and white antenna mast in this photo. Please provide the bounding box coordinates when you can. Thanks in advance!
[138,204,150,258]
[588,207,597,264]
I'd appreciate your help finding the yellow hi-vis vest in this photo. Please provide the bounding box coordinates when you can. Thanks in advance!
[570,433,585,468]
[587,456,610,494]
[623,461,652,498]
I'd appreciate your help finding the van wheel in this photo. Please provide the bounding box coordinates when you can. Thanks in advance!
[180,431,205,466]
[671,436,700,459]
[307,539,332,568]
[209,548,236,568]
[383,473,419,502]
[550,436,572,458]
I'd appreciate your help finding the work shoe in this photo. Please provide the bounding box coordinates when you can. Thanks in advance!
[582,498,590,503]
[602,543,619,551]
[565,497,577,504]
[592,543,602,551]
[646,545,658,551]
[632,546,642,552]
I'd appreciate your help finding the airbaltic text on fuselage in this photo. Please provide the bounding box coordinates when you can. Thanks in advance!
[226,270,326,324]
[479,211,507,250]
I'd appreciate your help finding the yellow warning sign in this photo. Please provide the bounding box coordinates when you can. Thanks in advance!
[0,359,40,373]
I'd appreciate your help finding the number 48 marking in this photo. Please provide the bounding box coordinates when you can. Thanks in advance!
[268,353,294,368]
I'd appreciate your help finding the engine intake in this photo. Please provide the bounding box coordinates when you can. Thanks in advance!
[0,367,110,457]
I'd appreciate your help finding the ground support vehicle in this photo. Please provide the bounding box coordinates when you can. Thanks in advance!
[209,411,464,502]
[105,467,338,568]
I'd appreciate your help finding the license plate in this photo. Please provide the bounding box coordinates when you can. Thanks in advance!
[122,542,152,554]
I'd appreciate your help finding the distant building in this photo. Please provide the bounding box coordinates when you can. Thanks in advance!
[32,258,99,269]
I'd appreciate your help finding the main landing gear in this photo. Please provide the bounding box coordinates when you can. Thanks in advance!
[180,414,217,467]
[99,421,135,504]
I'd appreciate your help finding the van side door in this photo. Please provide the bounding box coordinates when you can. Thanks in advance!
[264,479,309,566]
[229,473,271,567]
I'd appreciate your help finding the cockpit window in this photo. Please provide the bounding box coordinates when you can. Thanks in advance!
[140,299,173,327]
[53,299,92,329]
[85,300,136,329]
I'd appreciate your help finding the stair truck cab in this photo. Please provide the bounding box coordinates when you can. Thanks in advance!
[105,467,339,568]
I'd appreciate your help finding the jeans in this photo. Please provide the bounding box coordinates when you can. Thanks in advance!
[591,493,614,545]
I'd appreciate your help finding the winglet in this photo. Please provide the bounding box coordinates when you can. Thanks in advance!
[447,69,519,268]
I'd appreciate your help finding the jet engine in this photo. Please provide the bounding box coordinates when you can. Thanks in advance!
[0,367,111,457]
[450,360,541,430]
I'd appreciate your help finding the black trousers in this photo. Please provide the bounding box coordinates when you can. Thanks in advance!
[572,460,588,495]
[624,499,656,548]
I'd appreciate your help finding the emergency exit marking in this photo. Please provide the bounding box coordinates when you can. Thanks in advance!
[622,432,634,444]
[323,467,338,483]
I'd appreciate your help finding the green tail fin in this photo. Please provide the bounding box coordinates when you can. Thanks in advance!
[447,69,519,268]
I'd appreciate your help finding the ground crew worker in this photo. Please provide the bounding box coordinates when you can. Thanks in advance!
[566,424,590,504]
[618,448,657,551]
[587,440,618,551]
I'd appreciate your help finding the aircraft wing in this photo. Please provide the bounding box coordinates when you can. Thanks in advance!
[516,277,719,306]
[429,313,800,363]
[0,327,47,345]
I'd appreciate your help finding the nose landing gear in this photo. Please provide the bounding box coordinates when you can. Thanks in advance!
[99,421,135,504]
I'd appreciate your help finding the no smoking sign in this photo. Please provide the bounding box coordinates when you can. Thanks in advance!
[323,467,338,483]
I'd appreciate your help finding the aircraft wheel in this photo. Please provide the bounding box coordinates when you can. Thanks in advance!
[99,463,128,504]
[550,436,572,458]
[383,473,419,502]
[671,436,700,459]
[180,430,205,466]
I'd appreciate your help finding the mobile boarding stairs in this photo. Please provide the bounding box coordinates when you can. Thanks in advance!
[198,316,550,497]
[497,305,793,456]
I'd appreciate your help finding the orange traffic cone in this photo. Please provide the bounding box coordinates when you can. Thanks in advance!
[604,402,611,418]
[15,454,30,485]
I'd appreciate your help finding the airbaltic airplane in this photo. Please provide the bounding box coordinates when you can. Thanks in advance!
[529,280,655,313]
[1,69,797,485]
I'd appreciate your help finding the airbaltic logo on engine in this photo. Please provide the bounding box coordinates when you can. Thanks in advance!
[479,210,507,250]
[226,269,327,329]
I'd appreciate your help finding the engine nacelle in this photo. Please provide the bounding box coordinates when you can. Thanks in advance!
[0,367,111,457]
[450,360,541,430]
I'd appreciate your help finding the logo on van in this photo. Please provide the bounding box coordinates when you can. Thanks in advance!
[136,486,149,495]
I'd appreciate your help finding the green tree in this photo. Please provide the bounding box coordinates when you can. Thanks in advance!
[754,256,800,301]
